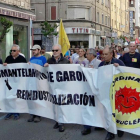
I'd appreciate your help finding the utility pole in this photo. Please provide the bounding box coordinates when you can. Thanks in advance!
[45,0,46,21]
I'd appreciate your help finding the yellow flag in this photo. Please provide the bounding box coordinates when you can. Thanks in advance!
[58,19,70,56]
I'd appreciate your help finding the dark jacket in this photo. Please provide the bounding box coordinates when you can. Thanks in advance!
[0,58,2,64]
[5,55,27,64]
[120,52,140,68]
[98,58,125,67]
[47,53,70,64]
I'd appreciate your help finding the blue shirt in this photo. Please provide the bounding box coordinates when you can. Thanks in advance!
[120,52,140,68]
[30,56,47,66]
[65,50,70,56]
[99,58,125,67]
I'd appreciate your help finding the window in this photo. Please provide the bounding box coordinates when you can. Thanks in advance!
[111,3,113,11]
[51,6,56,20]
[67,7,89,20]
[102,14,104,24]
[105,16,107,25]
[108,17,110,26]
[97,12,99,23]
[119,23,120,30]
[105,0,108,7]
[115,20,117,28]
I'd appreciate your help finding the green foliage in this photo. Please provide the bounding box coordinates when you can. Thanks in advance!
[111,38,114,43]
[0,17,13,42]
[40,21,58,37]
[120,35,125,43]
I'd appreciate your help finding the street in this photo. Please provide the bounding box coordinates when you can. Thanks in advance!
[0,113,139,140]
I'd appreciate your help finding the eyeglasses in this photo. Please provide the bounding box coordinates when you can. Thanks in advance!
[10,50,17,52]
[52,50,59,52]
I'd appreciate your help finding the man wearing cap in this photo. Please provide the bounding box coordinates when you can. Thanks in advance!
[41,45,51,60]
[30,44,47,67]
[28,44,47,123]
[3,44,27,120]
[121,42,140,68]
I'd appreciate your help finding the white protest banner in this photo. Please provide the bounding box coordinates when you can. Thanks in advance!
[1,63,140,136]
[83,65,140,136]
[0,64,114,133]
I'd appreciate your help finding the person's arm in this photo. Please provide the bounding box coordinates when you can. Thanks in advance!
[3,57,8,66]
[43,57,48,67]
[114,59,125,67]
[0,59,3,64]
[43,57,47,65]
[98,61,103,67]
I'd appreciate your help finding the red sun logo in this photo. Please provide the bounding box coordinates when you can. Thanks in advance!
[115,86,140,114]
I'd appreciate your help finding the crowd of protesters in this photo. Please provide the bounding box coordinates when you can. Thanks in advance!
[0,42,140,140]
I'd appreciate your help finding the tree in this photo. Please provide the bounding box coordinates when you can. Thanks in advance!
[0,17,13,43]
[40,21,58,37]
[119,35,125,43]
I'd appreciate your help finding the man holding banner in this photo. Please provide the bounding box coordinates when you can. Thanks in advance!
[99,47,125,140]
[3,44,27,120]
[121,42,140,68]
[81,48,102,135]
[45,44,70,132]
[28,44,47,123]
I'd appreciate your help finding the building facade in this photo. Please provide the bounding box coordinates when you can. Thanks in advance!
[129,0,135,39]
[31,0,111,51]
[0,0,31,9]
[0,0,35,61]
[135,0,140,39]
[111,0,129,44]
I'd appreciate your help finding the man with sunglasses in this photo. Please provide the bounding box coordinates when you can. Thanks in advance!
[46,44,70,64]
[44,44,70,132]
[3,44,27,120]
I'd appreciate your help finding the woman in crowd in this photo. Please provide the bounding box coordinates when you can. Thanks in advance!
[73,48,88,67]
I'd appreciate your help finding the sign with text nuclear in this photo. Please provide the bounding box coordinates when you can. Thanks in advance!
[1,64,140,136]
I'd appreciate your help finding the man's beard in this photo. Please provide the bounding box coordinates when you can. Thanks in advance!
[53,54,60,57]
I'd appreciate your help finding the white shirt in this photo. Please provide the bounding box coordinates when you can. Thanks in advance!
[71,53,79,62]
[88,58,101,69]
[73,57,89,67]
[19,53,25,57]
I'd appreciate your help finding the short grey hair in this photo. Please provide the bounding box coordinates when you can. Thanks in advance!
[129,42,135,46]
[88,48,97,57]
[12,44,20,50]
[52,44,61,50]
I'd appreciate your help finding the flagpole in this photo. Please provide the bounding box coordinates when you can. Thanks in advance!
[30,18,33,58]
